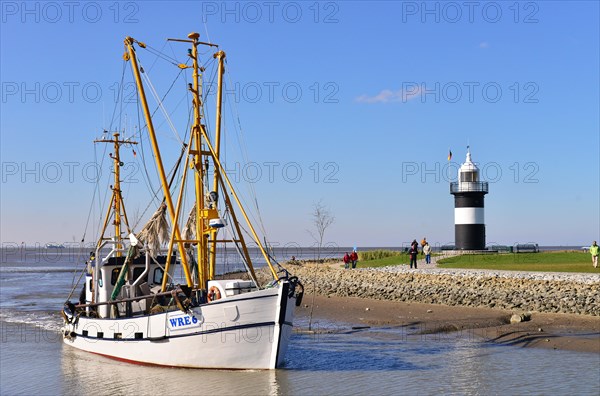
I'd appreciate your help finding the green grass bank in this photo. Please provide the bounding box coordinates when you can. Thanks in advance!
[351,250,598,273]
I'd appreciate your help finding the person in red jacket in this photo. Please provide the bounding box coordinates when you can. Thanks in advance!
[343,252,350,269]
[350,250,358,269]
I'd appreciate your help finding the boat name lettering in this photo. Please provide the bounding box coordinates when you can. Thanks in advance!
[168,314,200,329]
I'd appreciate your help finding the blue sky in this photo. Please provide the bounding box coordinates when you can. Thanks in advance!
[1,1,599,248]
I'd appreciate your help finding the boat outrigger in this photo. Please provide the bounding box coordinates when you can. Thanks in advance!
[61,33,303,369]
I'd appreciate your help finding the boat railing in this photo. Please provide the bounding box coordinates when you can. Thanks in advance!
[75,287,183,309]
[74,287,187,319]
[97,239,129,264]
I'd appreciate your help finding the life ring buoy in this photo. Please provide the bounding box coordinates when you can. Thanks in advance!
[207,286,221,302]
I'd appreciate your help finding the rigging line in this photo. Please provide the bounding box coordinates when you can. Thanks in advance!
[203,22,213,49]
[134,126,160,207]
[81,173,97,242]
[81,140,102,243]
[133,74,161,205]
[225,68,258,188]
[92,142,103,242]
[95,139,113,241]
[152,88,193,136]
[108,61,128,132]
[132,183,163,230]
[117,68,127,142]
[139,61,185,147]
[145,40,170,73]
[223,109,269,234]
[139,47,189,124]
[131,136,188,231]
[223,68,269,237]
[184,100,193,143]
[88,67,129,243]
[149,64,187,120]
[166,40,191,75]
[131,50,188,147]
[142,42,181,66]
[131,140,185,230]
[66,264,88,302]
[200,56,219,140]
[163,143,188,202]
[223,211,259,287]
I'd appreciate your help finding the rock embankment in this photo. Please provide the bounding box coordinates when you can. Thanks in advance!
[263,264,600,316]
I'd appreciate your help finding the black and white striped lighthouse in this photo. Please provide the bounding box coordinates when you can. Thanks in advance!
[450,147,489,250]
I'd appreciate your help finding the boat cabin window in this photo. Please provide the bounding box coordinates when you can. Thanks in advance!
[110,267,149,285]
[153,268,164,284]
[111,268,120,285]
[132,267,147,283]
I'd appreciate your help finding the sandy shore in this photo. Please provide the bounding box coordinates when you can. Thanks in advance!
[294,294,600,354]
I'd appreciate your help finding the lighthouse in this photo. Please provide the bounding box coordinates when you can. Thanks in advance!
[450,147,489,250]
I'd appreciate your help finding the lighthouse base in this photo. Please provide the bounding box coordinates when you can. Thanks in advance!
[455,224,486,250]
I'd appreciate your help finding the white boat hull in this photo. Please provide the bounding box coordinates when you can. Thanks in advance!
[63,284,295,369]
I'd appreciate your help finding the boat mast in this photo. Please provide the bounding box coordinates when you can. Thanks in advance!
[184,38,277,280]
[167,33,220,287]
[95,132,136,256]
[123,36,194,287]
[189,32,208,287]
[206,50,260,281]
[208,50,225,279]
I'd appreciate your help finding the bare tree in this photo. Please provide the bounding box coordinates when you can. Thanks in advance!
[307,200,334,331]
[307,200,335,261]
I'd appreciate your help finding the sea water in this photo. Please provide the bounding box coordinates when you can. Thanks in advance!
[1,249,599,395]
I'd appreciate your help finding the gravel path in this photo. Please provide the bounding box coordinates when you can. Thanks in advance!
[372,264,600,285]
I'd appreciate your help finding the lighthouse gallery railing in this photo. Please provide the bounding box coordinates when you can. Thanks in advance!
[450,181,489,193]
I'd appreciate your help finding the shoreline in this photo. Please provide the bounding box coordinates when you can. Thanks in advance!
[243,257,600,353]
[294,294,600,354]
[260,261,600,354]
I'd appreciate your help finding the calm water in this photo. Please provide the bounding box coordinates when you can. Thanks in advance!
[1,250,599,395]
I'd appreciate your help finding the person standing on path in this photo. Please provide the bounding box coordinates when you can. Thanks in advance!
[350,250,358,269]
[423,242,432,264]
[343,252,350,269]
[590,241,599,268]
[409,240,418,269]
[420,237,427,255]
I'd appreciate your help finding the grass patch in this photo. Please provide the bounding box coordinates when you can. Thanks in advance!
[353,249,440,268]
[437,251,597,273]
[356,255,408,268]
[358,249,403,261]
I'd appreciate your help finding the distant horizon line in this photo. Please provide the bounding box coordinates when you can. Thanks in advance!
[0,243,591,249]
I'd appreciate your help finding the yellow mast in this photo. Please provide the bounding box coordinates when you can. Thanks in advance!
[94,132,136,256]
[167,33,220,287]
[189,32,208,287]
[208,50,226,280]
[124,37,193,288]
[112,133,123,256]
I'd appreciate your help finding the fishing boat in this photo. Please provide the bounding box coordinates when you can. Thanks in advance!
[61,33,303,369]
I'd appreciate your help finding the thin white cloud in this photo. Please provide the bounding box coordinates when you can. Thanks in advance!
[479,41,490,49]
[355,86,422,104]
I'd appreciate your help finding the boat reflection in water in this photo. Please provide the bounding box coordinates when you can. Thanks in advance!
[61,345,283,395]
